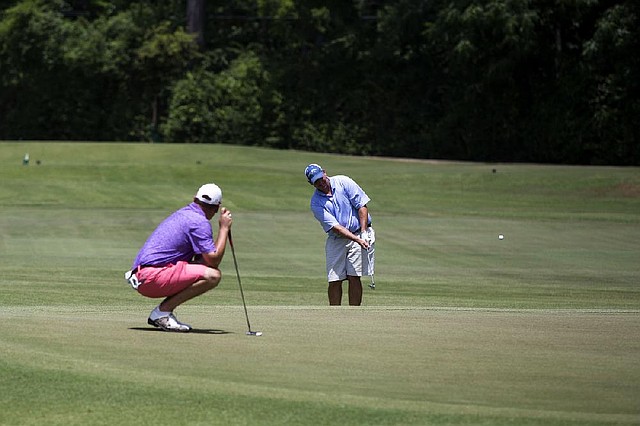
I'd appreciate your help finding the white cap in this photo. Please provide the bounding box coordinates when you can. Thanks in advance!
[195,183,222,205]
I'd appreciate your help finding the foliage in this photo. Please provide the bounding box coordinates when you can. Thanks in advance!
[0,0,199,141]
[163,51,268,144]
[582,1,640,164]
[0,0,637,164]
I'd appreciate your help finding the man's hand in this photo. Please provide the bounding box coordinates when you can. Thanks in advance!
[364,227,376,245]
[356,231,370,250]
[362,228,375,245]
[219,207,233,229]
[358,228,375,249]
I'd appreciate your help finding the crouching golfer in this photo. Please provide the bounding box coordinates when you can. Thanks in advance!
[305,164,375,306]
[124,183,232,332]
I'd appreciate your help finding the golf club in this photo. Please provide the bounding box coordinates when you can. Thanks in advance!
[365,229,376,289]
[367,246,376,289]
[228,230,262,336]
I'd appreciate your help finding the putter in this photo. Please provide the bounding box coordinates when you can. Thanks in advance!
[228,230,262,336]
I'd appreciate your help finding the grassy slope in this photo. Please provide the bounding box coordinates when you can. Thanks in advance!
[0,142,639,425]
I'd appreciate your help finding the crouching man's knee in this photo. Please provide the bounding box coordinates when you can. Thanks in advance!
[203,267,222,290]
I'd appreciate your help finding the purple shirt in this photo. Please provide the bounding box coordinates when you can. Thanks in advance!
[132,202,216,268]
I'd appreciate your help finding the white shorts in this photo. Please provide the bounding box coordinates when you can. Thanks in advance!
[325,234,375,282]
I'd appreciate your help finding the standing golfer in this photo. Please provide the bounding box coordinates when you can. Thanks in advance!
[305,163,375,306]
[124,183,233,332]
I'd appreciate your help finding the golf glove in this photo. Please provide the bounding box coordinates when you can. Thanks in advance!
[360,227,376,245]
[124,270,141,290]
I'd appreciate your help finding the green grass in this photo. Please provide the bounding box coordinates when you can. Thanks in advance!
[1,142,639,425]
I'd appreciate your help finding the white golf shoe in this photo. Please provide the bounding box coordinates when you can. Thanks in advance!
[147,313,192,332]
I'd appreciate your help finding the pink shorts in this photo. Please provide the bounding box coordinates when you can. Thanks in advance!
[135,261,208,298]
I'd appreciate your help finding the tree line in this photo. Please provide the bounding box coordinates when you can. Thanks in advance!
[1,0,638,165]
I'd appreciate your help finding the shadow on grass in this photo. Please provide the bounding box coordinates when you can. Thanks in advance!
[128,327,232,335]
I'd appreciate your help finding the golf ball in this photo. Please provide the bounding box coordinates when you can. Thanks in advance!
[498,234,504,240]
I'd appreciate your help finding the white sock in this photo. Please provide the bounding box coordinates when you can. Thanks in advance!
[150,305,171,320]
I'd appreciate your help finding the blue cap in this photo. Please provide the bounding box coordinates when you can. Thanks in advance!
[304,163,324,184]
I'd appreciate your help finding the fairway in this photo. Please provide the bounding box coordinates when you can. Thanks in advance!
[1,142,639,425]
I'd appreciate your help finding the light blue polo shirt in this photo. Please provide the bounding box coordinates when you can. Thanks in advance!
[310,175,371,235]
[132,202,216,268]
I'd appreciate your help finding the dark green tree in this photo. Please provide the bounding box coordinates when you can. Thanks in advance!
[163,51,274,144]
[582,1,639,164]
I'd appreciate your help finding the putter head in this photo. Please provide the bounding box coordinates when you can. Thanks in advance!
[368,283,376,289]
[246,330,262,336]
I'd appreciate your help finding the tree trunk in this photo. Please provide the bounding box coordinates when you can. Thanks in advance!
[187,0,205,49]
